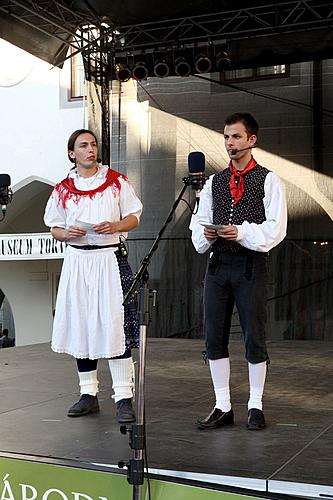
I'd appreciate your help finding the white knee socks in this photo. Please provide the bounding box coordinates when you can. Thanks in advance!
[78,370,99,396]
[248,361,267,411]
[108,357,135,403]
[209,358,231,412]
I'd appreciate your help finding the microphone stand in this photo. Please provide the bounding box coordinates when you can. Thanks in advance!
[119,175,201,500]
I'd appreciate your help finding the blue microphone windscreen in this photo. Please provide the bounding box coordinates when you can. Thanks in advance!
[188,152,205,174]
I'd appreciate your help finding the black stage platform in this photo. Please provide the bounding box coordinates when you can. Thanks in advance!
[0,339,332,499]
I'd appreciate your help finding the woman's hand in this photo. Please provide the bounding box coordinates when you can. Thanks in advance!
[51,226,86,242]
[93,221,120,234]
[67,225,87,238]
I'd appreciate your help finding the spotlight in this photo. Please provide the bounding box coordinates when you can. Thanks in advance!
[216,51,231,71]
[174,56,191,77]
[153,60,170,78]
[115,63,131,82]
[194,54,212,74]
[132,61,149,81]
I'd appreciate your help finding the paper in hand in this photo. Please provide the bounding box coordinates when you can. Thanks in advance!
[199,222,226,230]
[75,220,96,234]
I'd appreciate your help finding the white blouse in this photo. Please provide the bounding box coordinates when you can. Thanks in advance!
[44,164,143,246]
[190,171,287,254]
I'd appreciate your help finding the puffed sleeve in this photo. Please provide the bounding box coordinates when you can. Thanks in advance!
[119,177,143,221]
[236,172,287,252]
[189,175,216,254]
[44,189,67,228]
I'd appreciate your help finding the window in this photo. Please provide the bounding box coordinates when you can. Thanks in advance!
[70,49,86,99]
[221,64,288,83]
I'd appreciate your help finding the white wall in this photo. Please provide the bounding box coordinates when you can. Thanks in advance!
[0,39,84,347]
[0,39,86,189]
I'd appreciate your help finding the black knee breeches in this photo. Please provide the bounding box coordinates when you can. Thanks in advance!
[204,250,269,364]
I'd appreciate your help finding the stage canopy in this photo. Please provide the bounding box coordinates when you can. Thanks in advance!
[0,0,332,73]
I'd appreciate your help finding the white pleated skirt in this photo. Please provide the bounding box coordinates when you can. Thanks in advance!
[51,245,126,359]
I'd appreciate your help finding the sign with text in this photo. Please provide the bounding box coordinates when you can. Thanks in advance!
[0,233,65,260]
[0,455,264,500]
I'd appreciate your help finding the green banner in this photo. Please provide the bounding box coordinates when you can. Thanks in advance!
[0,456,263,500]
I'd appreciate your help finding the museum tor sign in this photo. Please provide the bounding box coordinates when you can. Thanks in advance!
[0,233,65,260]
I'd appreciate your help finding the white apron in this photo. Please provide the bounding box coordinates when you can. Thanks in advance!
[51,245,125,359]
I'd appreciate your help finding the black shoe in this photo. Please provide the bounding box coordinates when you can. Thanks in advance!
[247,408,266,430]
[116,398,136,424]
[197,408,234,430]
[67,394,99,417]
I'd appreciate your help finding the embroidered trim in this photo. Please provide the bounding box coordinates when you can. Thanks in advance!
[54,168,127,208]
[51,347,127,360]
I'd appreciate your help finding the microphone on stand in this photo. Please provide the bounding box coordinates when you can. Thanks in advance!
[183,151,209,199]
[229,145,257,156]
[0,174,13,219]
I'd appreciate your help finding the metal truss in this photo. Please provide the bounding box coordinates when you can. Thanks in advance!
[109,0,333,52]
[0,0,96,62]
[78,0,333,85]
[1,0,332,75]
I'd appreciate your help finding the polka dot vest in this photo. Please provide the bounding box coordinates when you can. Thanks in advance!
[212,164,270,253]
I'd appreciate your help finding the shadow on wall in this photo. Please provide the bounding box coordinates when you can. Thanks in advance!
[139,210,333,342]
[2,177,53,234]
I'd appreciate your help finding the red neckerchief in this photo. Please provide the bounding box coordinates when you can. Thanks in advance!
[229,156,257,205]
[54,168,126,208]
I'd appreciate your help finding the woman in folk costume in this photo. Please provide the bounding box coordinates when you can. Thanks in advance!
[44,129,142,423]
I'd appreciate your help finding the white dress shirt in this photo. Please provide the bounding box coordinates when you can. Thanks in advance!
[190,170,287,254]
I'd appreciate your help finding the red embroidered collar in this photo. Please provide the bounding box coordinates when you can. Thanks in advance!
[54,168,126,208]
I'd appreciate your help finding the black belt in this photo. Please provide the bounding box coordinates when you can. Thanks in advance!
[69,244,120,250]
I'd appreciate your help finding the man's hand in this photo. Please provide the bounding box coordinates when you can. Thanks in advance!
[204,227,218,241]
[217,225,238,240]
[93,221,119,234]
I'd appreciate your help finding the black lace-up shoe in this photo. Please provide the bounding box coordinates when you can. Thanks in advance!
[197,408,234,430]
[247,408,266,430]
[67,394,99,417]
[116,398,136,423]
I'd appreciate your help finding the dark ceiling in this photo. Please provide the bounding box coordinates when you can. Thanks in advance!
[0,0,332,72]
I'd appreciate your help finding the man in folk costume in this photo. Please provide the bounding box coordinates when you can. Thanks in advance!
[44,129,143,423]
[190,113,287,430]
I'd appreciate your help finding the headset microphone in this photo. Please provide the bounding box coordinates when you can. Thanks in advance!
[229,145,257,156]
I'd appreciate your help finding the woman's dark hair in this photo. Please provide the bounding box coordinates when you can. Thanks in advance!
[224,112,259,138]
[67,129,98,164]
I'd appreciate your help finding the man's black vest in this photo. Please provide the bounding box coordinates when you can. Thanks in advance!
[212,164,270,253]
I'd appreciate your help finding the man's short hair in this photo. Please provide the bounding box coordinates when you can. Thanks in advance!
[224,113,259,138]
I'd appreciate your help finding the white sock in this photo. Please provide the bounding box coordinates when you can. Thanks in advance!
[78,370,99,396]
[248,361,267,411]
[108,357,135,403]
[209,358,231,412]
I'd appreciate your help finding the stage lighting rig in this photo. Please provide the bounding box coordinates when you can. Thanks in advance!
[194,54,212,73]
[216,50,231,71]
[115,63,132,82]
[153,59,170,78]
[132,61,149,81]
[174,56,191,77]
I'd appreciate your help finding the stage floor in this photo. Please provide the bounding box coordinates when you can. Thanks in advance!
[0,339,332,498]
